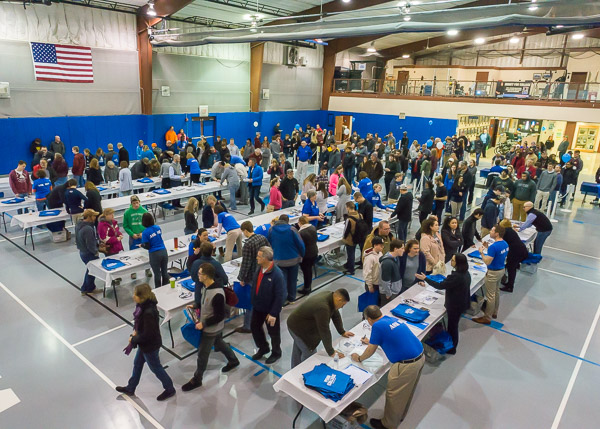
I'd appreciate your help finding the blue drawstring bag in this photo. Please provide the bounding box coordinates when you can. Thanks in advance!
[39,210,61,217]
[317,234,329,242]
[391,303,430,323]
[153,188,171,195]
[1,197,25,204]
[181,310,202,348]
[467,250,483,259]
[425,330,454,354]
[137,177,153,183]
[372,217,382,223]
[358,291,379,312]
[233,281,252,310]
[97,186,107,192]
[426,274,446,283]
[522,253,542,265]
[180,278,195,292]
[386,203,396,210]
[101,258,127,271]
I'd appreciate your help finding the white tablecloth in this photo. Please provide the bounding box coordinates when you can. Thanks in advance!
[10,209,71,229]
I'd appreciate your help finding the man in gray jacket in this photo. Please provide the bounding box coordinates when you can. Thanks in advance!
[220,163,240,210]
[182,263,240,392]
[328,143,342,175]
[50,135,66,158]
[379,239,405,306]
[75,209,101,296]
[535,162,558,211]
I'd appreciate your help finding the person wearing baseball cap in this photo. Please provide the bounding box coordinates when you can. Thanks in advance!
[75,209,101,296]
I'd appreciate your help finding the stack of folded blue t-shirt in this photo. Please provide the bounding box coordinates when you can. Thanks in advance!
[302,363,355,402]
[180,278,195,292]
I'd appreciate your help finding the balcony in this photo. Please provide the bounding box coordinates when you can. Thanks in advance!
[332,78,600,107]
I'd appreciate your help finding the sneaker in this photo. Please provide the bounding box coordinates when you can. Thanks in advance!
[265,353,281,364]
[369,418,388,429]
[472,316,491,325]
[222,361,240,373]
[260,203,266,212]
[156,389,176,401]
[131,273,137,280]
[251,349,270,360]
[298,288,311,295]
[81,289,103,296]
[500,286,513,293]
[116,386,134,395]
[234,327,252,334]
[181,378,202,392]
[248,210,255,215]
[146,269,153,278]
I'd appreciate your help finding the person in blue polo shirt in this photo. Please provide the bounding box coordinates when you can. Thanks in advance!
[224,154,246,166]
[473,223,509,325]
[296,140,313,184]
[140,213,170,289]
[254,218,276,238]
[302,190,324,227]
[32,169,52,211]
[351,305,424,429]
[356,171,373,197]
[247,158,265,215]
[214,205,243,262]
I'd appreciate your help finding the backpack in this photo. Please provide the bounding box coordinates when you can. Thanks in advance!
[349,214,369,245]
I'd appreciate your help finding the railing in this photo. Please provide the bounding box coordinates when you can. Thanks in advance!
[332,78,600,103]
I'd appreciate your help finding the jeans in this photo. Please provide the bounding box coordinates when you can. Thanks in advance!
[79,252,98,293]
[243,309,252,330]
[345,244,356,274]
[475,152,481,166]
[300,256,316,291]
[149,249,170,288]
[279,264,299,301]
[129,236,142,250]
[344,166,355,185]
[468,181,475,205]
[126,348,174,393]
[534,230,551,255]
[282,199,295,209]
[459,191,469,221]
[74,175,85,188]
[228,183,239,210]
[194,332,238,383]
[35,199,47,212]
[290,329,316,368]
[54,177,68,186]
[251,310,281,356]
[548,190,559,209]
[396,220,409,242]
[249,186,263,212]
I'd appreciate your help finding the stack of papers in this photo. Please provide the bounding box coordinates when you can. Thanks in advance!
[339,364,372,386]
[302,364,356,402]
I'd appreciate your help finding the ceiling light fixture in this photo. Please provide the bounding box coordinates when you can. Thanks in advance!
[367,42,377,53]
[572,33,585,40]
[402,54,410,59]
[556,25,564,28]
[474,38,485,44]
[403,16,411,21]
[510,37,520,44]
[528,5,538,11]
[342,0,351,3]
[243,13,264,21]
[447,29,459,36]
[147,1,157,17]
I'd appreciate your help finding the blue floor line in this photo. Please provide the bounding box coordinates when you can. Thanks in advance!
[225,313,242,324]
[253,369,266,377]
[464,315,600,368]
[543,256,600,272]
[230,345,283,378]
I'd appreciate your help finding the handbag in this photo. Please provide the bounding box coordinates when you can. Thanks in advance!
[266,204,275,213]
[224,285,239,307]
[98,241,111,255]
[357,291,379,313]
[431,260,447,276]
[233,281,252,310]
[181,309,202,348]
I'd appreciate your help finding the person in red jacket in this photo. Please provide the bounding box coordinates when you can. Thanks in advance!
[72,146,86,188]
[53,153,69,186]
[9,160,32,197]
[97,208,124,255]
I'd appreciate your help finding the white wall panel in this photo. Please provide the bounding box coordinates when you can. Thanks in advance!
[259,63,322,111]
[263,42,323,68]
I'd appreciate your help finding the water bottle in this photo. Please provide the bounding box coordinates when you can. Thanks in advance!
[333,352,339,369]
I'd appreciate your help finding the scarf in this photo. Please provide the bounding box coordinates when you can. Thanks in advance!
[123,304,143,355]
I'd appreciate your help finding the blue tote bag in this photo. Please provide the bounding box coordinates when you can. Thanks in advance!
[233,281,252,310]
[180,309,202,348]
[357,291,379,313]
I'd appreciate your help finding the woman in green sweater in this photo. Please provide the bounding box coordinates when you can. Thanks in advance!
[123,195,148,249]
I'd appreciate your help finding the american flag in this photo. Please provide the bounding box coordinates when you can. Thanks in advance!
[31,42,94,83]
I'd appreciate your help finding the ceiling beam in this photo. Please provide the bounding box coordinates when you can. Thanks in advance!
[275,0,393,25]
[200,0,294,18]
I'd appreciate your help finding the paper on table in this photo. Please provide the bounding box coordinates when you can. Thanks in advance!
[222,265,237,274]
[426,285,444,294]
[340,364,372,386]
[413,291,440,306]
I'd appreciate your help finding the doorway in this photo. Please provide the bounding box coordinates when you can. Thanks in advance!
[569,72,587,100]
[475,71,489,96]
[396,70,409,94]
[335,115,352,143]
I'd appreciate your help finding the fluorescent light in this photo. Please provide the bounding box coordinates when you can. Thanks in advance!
[556,25,564,28]
[367,42,377,53]
[572,33,585,40]
[402,54,410,59]
[412,1,421,4]
[147,1,156,16]
[342,0,351,3]
[474,38,485,44]
[447,29,459,36]
[528,5,538,10]
[243,13,264,21]
[510,37,520,44]
[403,16,411,21]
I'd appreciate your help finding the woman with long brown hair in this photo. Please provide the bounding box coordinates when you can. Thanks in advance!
[116,284,175,401]
[335,175,352,222]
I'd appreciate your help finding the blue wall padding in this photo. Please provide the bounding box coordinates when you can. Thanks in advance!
[0,110,456,174]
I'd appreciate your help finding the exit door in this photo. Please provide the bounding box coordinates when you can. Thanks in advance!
[335,115,352,143]
[396,70,409,94]
[570,72,587,100]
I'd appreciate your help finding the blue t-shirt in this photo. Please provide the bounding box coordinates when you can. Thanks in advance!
[141,225,166,253]
[366,191,385,209]
[302,199,320,227]
[187,158,201,175]
[358,178,373,197]
[254,223,270,238]
[298,145,312,162]
[370,316,423,363]
[486,240,509,270]
[33,178,52,200]
[141,149,155,161]
[229,155,246,166]
[218,212,240,231]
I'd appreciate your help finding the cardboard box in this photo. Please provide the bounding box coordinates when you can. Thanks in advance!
[521,263,538,274]
[326,415,360,429]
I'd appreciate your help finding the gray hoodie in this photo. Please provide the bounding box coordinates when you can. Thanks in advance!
[379,252,402,297]
[537,170,558,192]
[220,165,240,187]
